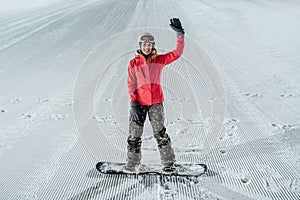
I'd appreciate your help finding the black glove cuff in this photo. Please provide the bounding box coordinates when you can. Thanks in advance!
[177,29,185,36]
[131,101,139,107]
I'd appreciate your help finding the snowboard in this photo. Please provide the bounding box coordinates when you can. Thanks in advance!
[96,161,207,177]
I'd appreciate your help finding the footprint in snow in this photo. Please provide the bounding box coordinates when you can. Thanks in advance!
[13,98,21,103]
[289,179,300,193]
[219,118,239,144]
[244,93,262,97]
[170,97,190,103]
[50,114,69,121]
[224,118,238,125]
[264,178,280,192]
[255,164,281,191]
[241,176,250,184]
[21,113,32,119]
[3,98,21,105]
[257,164,281,178]
[270,123,295,131]
[37,98,50,103]
[280,93,294,98]
[103,98,112,102]
[219,149,227,155]
[92,115,113,123]
[220,166,251,185]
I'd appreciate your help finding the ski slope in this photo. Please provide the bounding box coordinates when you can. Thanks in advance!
[0,0,300,199]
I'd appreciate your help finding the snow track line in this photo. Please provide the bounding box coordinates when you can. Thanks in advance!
[174,0,300,199]
[1,0,299,199]
[44,144,95,200]
[176,0,299,132]
[0,2,143,198]
[213,45,300,176]
[207,36,300,197]
[225,69,300,176]
[0,1,77,33]
[188,0,300,117]
[0,0,134,80]
[0,1,115,94]
[217,65,300,199]
[176,1,300,98]
[219,54,300,118]
[0,6,78,49]
[0,1,96,53]
[0,0,134,183]
[0,1,77,27]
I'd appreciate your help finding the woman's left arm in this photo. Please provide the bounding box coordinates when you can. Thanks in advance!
[160,18,185,65]
[161,36,184,65]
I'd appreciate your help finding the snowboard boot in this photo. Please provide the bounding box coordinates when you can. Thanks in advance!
[162,161,176,173]
[123,161,139,173]
[123,165,136,173]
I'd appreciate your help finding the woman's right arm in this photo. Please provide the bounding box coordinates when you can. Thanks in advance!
[127,61,138,102]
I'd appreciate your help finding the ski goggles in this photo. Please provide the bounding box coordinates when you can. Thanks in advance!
[139,35,155,43]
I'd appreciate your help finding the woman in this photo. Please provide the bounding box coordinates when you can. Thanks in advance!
[126,18,185,173]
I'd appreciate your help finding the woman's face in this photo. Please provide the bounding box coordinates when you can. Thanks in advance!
[141,42,153,55]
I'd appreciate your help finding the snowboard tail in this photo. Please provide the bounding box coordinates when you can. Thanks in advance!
[96,161,207,177]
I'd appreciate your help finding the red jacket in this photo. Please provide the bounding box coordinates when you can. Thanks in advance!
[128,36,184,105]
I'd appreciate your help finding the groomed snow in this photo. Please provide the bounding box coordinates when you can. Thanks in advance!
[0,0,299,199]
[0,0,64,12]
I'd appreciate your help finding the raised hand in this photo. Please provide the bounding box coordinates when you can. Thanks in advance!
[169,18,185,36]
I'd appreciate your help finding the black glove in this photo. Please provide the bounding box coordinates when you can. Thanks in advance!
[130,101,140,122]
[169,18,185,36]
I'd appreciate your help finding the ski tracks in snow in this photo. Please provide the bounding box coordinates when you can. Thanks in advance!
[175,0,300,199]
[1,0,300,199]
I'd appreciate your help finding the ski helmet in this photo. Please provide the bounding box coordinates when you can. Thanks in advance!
[137,33,155,46]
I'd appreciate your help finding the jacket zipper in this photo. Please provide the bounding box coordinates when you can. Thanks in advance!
[141,68,146,78]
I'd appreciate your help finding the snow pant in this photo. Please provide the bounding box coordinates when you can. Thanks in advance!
[126,103,175,167]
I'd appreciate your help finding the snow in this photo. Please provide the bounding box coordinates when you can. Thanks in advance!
[0,0,64,12]
[0,0,300,199]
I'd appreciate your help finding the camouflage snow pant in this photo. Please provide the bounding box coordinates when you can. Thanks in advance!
[126,103,175,167]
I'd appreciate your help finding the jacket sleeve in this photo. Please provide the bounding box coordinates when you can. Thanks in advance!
[127,61,138,102]
[161,36,184,65]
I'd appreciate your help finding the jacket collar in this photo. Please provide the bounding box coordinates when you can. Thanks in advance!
[135,53,149,64]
